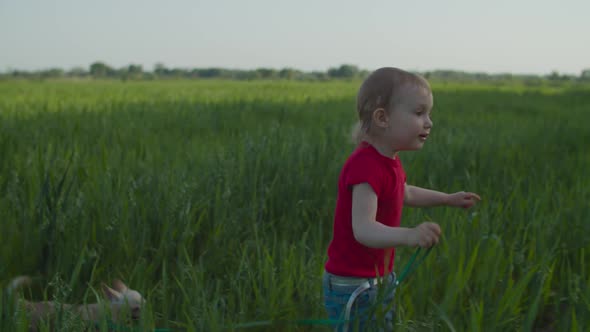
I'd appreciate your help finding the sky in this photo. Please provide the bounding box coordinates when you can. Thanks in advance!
[1,0,589,75]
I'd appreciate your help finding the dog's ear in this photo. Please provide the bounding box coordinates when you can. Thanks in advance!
[102,283,122,301]
[112,279,129,293]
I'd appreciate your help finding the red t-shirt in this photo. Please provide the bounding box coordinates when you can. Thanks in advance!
[325,142,406,277]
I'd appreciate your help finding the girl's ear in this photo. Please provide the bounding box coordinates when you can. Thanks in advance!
[372,108,389,128]
[102,284,122,301]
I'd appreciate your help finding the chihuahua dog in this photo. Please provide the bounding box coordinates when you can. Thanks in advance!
[7,276,144,331]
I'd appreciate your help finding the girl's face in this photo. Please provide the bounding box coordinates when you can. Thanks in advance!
[382,84,434,152]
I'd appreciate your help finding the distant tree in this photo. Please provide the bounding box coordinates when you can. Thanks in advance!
[358,70,370,79]
[429,70,473,81]
[256,68,277,79]
[11,70,25,78]
[279,68,300,80]
[189,69,200,78]
[328,64,359,78]
[169,68,187,78]
[114,67,126,80]
[547,70,561,81]
[234,70,259,80]
[311,71,329,80]
[198,68,225,78]
[68,67,87,77]
[474,72,491,81]
[581,69,590,81]
[154,62,167,77]
[497,73,513,81]
[40,68,64,78]
[8,63,580,83]
[90,62,113,78]
[126,64,143,79]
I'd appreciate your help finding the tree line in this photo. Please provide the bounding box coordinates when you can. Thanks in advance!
[2,62,590,83]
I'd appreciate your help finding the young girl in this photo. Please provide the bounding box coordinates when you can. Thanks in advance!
[323,67,480,331]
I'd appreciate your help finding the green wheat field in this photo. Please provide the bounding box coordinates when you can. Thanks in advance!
[0,79,589,331]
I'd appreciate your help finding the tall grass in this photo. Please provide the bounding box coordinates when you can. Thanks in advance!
[0,80,589,331]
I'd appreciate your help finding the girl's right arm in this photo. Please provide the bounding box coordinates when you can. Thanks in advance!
[351,183,442,249]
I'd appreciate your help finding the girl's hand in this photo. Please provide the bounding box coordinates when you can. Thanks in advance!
[409,222,442,248]
[446,191,481,209]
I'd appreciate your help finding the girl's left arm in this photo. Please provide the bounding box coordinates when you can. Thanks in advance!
[404,184,480,209]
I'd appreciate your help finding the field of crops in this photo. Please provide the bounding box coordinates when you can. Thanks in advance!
[0,79,589,331]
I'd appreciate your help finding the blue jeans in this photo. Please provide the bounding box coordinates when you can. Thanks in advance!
[322,271,397,332]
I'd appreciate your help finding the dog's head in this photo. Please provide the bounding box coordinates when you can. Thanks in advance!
[101,280,144,322]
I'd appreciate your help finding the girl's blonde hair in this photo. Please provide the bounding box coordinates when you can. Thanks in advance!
[352,67,431,144]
